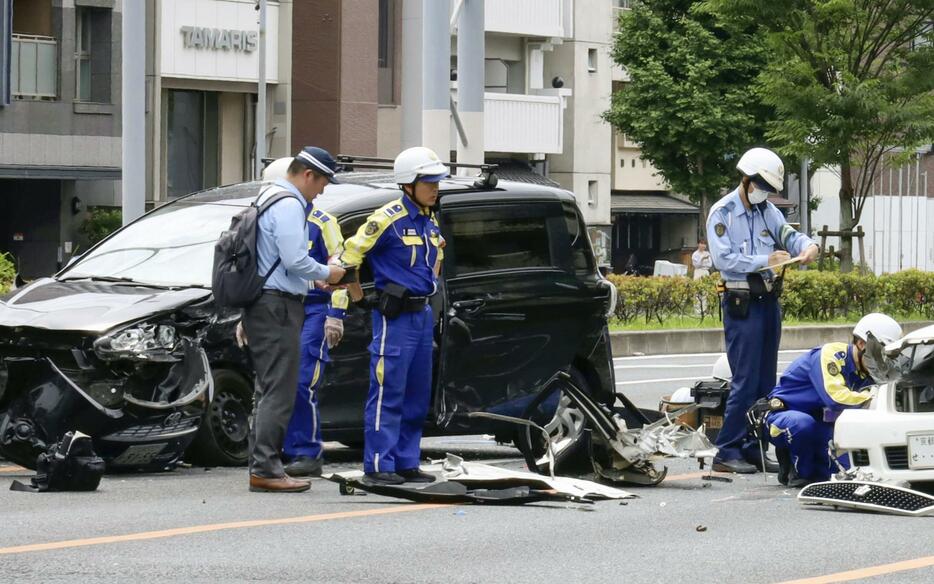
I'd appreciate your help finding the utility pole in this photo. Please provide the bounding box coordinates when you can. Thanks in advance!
[799,157,809,236]
[255,0,267,178]
[121,0,145,224]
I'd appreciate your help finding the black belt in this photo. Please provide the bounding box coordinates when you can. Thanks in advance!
[377,291,431,312]
[264,289,305,303]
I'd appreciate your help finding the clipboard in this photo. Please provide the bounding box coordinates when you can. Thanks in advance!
[757,257,802,272]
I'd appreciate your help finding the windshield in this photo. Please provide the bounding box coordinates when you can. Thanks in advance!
[61,201,248,287]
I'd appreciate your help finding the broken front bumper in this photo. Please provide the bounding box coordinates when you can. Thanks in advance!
[0,339,212,472]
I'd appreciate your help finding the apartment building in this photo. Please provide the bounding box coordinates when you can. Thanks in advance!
[0,0,121,277]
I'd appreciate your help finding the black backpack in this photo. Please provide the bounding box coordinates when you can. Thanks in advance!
[212,187,298,309]
[10,431,105,493]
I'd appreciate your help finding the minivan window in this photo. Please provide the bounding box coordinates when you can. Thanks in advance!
[442,205,559,277]
[563,202,595,276]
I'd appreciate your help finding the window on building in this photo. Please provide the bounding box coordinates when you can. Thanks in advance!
[74,7,112,103]
[378,0,396,104]
[166,90,219,198]
[587,48,598,72]
[10,0,56,100]
[588,180,598,207]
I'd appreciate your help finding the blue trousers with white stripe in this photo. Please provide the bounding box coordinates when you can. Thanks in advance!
[766,410,837,481]
[283,306,329,460]
[363,306,433,473]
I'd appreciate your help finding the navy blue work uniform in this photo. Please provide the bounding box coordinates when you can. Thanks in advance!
[766,343,873,481]
[706,189,815,463]
[283,206,348,462]
[339,195,443,474]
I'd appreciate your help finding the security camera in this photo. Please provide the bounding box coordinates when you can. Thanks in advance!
[551,76,565,88]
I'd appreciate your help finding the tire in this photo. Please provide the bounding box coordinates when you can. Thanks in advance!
[515,368,596,476]
[186,369,252,467]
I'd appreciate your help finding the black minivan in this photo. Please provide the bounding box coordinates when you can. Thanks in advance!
[0,172,617,471]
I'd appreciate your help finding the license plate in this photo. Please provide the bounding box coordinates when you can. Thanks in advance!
[907,433,934,470]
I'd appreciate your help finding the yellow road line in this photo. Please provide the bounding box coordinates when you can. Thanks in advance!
[0,465,25,473]
[0,503,450,556]
[776,555,934,584]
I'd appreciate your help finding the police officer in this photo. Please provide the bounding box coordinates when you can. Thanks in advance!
[765,313,902,486]
[338,146,447,485]
[261,158,349,478]
[706,147,820,474]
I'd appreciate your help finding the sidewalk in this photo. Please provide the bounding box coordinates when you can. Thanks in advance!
[610,321,933,356]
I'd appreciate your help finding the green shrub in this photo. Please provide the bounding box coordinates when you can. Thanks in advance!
[80,207,123,247]
[0,252,15,295]
[609,268,934,326]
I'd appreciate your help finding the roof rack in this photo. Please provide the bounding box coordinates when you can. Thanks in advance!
[336,154,500,189]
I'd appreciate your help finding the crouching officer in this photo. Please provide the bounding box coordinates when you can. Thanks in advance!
[338,146,447,485]
[763,313,902,486]
[706,147,820,474]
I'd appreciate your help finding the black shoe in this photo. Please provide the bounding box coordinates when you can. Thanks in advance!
[749,453,780,474]
[397,468,436,483]
[775,448,793,486]
[363,472,405,486]
[788,475,816,489]
[712,458,757,474]
[284,456,323,478]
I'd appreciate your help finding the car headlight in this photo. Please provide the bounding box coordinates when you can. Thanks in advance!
[94,323,177,360]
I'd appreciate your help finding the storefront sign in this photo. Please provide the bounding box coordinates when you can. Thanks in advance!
[180,26,258,53]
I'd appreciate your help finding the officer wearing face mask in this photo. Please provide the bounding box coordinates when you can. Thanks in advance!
[706,147,821,474]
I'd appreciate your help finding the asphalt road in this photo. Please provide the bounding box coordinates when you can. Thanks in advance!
[1,350,932,584]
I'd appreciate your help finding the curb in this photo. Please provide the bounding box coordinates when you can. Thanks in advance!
[610,321,933,357]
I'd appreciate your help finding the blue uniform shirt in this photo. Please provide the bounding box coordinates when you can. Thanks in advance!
[769,342,874,417]
[304,205,348,318]
[339,194,442,297]
[257,179,330,295]
[706,189,815,281]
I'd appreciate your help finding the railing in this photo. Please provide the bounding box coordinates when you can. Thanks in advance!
[483,92,565,154]
[485,0,569,39]
[11,34,57,99]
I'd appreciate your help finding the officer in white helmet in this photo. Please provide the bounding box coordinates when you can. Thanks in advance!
[763,313,902,487]
[337,146,448,485]
[706,147,821,474]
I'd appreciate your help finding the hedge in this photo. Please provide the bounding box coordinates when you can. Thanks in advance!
[608,269,934,324]
[0,252,15,295]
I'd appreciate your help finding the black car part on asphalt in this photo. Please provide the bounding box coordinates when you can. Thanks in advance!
[798,480,934,517]
[9,430,105,493]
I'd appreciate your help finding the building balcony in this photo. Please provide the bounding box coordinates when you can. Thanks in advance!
[11,34,57,99]
[452,90,569,155]
[484,0,572,39]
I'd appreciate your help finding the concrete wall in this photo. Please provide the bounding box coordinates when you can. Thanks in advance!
[544,0,613,226]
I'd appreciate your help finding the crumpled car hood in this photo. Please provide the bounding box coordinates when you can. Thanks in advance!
[0,278,211,334]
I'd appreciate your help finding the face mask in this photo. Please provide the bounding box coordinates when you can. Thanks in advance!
[747,187,770,205]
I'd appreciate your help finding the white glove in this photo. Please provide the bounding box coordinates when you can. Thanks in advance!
[325,317,344,349]
[236,321,248,348]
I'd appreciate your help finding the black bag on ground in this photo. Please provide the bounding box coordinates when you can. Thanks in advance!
[10,431,105,493]
[212,188,297,309]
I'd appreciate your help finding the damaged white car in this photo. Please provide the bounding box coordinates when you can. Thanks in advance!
[799,324,934,516]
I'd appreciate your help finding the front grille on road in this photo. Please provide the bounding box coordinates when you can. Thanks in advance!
[885,446,909,470]
[800,481,934,514]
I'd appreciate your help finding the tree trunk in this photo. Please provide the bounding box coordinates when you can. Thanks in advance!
[839,159,855,272]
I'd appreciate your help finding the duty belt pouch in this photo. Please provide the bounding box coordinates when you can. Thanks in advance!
[725,290,750,319]
[378,283,409,319]
[746,273,770,296]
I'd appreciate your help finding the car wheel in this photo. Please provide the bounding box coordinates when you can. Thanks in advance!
[186,369,252,467]
[516,368,596,476]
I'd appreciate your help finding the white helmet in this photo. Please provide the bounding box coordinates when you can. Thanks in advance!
[712,354,732,382]
[853,313,903,345]
[736,147,784,193]
[262,157,293,182]
[393,147,449,184]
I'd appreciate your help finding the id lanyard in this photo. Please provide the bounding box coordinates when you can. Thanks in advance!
[746,208,758,255]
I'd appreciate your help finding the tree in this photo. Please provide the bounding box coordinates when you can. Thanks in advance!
[604,0,773,219]
[707,0,934,271]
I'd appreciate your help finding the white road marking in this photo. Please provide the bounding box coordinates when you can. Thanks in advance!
[616,374,784,386]
[614,362,793,370]
[613,349,807,362]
